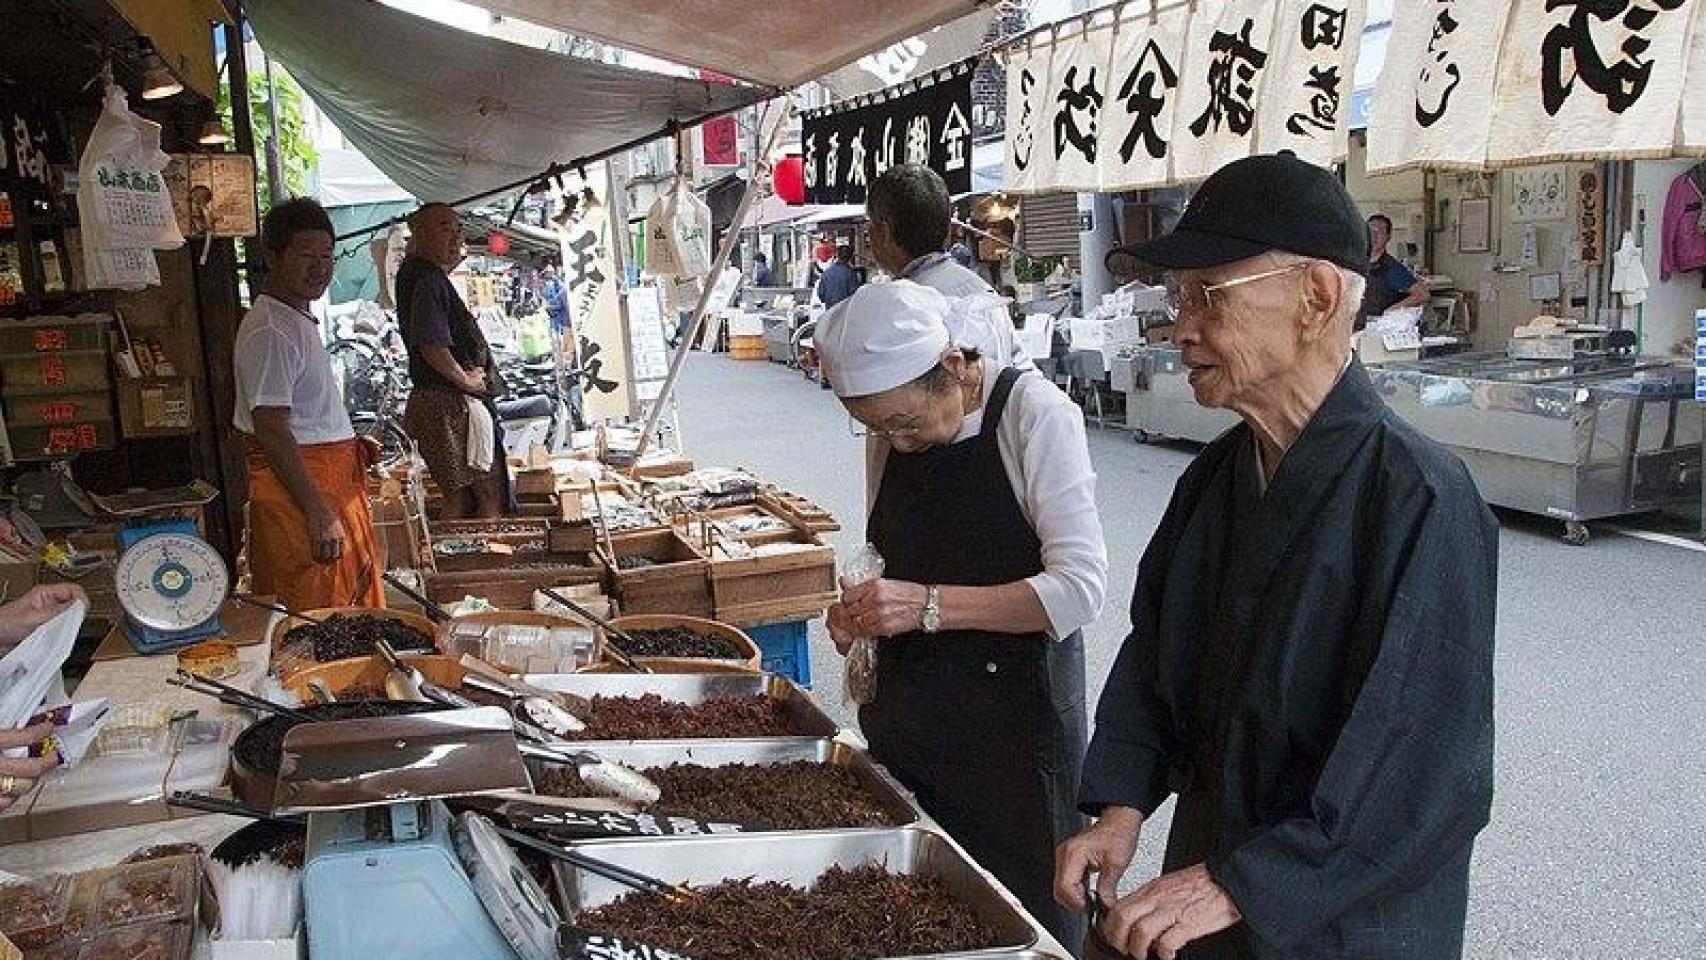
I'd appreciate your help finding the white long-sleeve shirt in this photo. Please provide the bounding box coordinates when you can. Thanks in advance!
[865,367,1108,640]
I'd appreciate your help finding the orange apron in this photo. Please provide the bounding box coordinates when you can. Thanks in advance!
[245,437,386,610]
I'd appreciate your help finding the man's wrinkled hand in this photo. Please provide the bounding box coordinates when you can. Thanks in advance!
[1055,806,1143,914]
[308,508,347,565]
[1101,863,1241,960]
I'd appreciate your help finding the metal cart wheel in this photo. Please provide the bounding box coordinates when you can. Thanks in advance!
[1563,520,1590,547]
[1132,430,1151,444]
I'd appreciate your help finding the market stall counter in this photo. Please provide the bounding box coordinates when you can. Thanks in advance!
[1369,353,1702,543]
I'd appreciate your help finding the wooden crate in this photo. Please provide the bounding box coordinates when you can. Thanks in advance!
[760,491,841,534]
[547,519,597,554]
[116,376,194,437]
[602,528,712,618]
[423,555,606,610]
[728,334,767,360]
[710,535,837,626]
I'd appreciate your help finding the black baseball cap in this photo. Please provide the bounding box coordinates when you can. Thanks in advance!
[1109,152,1368,274]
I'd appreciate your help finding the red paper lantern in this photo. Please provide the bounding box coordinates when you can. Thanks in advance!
[487,231,511,255]
[773,155,806,205]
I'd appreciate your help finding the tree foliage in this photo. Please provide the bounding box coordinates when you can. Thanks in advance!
[218,60,318,210]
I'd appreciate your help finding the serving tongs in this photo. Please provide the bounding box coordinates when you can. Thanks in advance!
[227,594,325,626]
[514,740,661,806]
[492,825,693,902]
[539,588,651,674]
[382,571,455,623]
[168,791,305,825]
[169,670,316,722]
[376,641,658,806]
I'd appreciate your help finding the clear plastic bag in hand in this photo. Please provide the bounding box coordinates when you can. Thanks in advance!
[839,543,885,707]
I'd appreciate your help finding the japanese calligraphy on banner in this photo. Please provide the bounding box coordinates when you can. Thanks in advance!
[1576,167,1605,264]
[1045,28,1114,191]
[1004,46,1055,192]
[1171,0,1279,182]
[1098,6,1191,191]
[1486,0,1691,164]
[1367,0,1511,173]
[802,62,974,205]
[1259,0,1367,167]
[558,164,632,423]
[1370,0,1706,171]
[1004,0,1360,192]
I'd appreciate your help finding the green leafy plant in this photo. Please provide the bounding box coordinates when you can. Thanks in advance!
[1013,254,1061,284]
[218,63,319,209]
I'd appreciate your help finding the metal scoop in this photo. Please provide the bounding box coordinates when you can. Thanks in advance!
[517,741,661,807]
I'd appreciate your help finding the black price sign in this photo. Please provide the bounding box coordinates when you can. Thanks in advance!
[559,927,703,960]
[498,802,750,839]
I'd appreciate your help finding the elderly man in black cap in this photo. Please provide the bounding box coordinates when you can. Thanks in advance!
[1054,153,1498,960]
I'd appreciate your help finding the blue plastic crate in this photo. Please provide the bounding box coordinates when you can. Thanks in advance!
[744,620,812,688]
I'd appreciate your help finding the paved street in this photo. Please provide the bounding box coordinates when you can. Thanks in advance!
[674,353,1706,958]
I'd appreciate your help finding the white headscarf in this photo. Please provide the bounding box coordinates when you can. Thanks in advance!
[816,281,951,398]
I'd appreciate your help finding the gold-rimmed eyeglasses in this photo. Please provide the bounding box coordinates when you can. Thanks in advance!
[848,416,923,440]
[1164,262,1311,314]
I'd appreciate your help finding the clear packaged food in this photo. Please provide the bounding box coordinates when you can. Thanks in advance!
[93,861,194,930]
[0,875,71,949]
[76,921,191,960]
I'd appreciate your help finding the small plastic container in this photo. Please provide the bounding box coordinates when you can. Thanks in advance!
[93,861,195,930]
[0,874,72,949]
[177,640,240,680]
[77,920,192,960]
[92,704,174,758]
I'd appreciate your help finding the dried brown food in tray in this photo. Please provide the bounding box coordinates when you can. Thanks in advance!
[565,694,798,741]
[538,760,897,830]
[576,864,998,960]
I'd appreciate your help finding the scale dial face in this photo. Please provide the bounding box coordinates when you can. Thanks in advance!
[115,533,230,632]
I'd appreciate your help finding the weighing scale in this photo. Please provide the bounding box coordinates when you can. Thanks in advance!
[277,706,553,960]
[114,518,228,653]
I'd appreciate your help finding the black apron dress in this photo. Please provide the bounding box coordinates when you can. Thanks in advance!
[860,367,1089,949]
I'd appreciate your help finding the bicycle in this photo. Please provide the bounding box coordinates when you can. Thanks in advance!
[326,335,415,471]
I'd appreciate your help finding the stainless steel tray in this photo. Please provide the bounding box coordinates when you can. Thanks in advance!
[520,671,839,743]
[553,827,1042,959]
[525,738,923,830]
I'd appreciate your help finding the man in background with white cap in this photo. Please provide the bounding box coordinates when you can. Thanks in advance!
[819,280,1107,949]
[1055,153,1497,960]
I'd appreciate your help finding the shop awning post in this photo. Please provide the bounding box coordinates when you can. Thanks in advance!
[633,99,796,461]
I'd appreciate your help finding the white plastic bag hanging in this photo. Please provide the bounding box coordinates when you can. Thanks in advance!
[80,86,184,250]
[839,544,885,707]
[643,179,713,278]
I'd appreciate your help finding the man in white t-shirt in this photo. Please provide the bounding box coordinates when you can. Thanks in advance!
[233,198,384,610]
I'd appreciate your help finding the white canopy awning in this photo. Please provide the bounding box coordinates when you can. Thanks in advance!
[478,0,986,89]
[248,0,770,202]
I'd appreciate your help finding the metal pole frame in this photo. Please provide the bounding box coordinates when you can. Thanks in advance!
[632,99,796,461]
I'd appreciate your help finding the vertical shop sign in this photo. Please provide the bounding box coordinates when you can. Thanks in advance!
[1098,4,1192,191]
[1487,0,1689,164]
[558,164,632,423]
[1366,0,1514,173]
[1170,0,1278,182]
[1576,167,1604,265]
[1044,26,1115,191]
[1003,41,1056,193]
[1257,0,1365,167]
[803,60,975,204]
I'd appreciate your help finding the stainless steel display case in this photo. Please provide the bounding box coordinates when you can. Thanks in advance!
[551,828,1073,959]
[1368,353,1702,544]
[1114,345,1240,444]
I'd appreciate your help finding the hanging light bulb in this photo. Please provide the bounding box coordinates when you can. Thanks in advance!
[138,40,182,100]
[197,119,230,146]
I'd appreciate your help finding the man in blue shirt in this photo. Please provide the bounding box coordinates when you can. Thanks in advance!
[752,252,775,288]
[816,244,862,308]
[542,265,569,337]
[1359,214,1430,330]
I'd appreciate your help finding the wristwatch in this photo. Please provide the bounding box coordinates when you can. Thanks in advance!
[921,585,942,634]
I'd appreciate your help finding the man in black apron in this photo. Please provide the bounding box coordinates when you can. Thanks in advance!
[819,281,1106,950]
